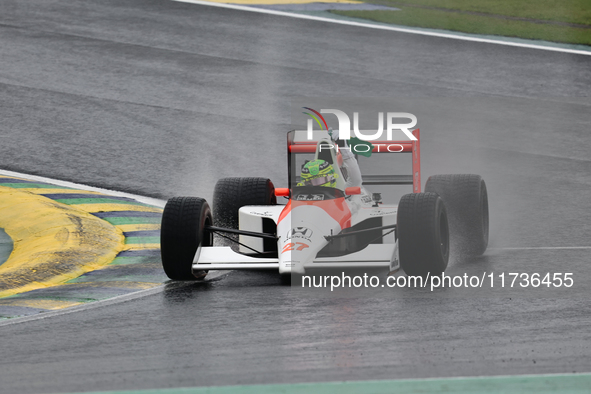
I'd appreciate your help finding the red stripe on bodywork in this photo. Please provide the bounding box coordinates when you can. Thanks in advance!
[278,197,351,229]
[412,129,421,193]
[278,199,292,224]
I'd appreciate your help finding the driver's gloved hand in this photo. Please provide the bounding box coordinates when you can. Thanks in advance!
[328,127,339,142]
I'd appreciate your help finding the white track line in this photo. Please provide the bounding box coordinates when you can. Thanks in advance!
[173,0,591,56]
[0,285,166,327]
[0,271,229,327]
[382,371,591,383]
[0,169,166,207]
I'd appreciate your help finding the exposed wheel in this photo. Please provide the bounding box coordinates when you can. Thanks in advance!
[425,174,488,256]
[397,192,449,277]
[161,197,213,280]
[213,177,276,229]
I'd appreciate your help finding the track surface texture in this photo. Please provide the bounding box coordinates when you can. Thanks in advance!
[1,0,591,393]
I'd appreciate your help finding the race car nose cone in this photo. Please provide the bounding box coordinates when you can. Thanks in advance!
[282,255,305,275]
[278,205,341,275]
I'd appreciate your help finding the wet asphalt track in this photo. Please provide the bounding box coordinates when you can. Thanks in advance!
[1,0,591,392]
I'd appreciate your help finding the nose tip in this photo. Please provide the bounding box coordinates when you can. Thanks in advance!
[291,261,306,275]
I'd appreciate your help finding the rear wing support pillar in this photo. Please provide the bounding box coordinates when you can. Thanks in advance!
[412,129,421,193]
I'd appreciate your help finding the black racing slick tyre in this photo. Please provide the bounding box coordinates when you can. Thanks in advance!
[425,174,489,256]
[161,197,213,281]
[213,177,276,229]
[397,192,450,278]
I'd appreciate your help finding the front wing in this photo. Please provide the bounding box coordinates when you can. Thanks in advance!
[193,243,399,272]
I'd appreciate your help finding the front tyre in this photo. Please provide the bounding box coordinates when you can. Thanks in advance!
[397,192,449,278]
[213,177,276,229]
[425,174,489,256]
[161,197,213,280]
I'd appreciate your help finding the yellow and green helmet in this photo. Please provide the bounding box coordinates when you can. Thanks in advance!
[298,159,338,187]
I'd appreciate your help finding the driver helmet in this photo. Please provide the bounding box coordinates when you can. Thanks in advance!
[298,159,338,187]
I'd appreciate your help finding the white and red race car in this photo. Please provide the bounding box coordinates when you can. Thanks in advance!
[160,129,489,280]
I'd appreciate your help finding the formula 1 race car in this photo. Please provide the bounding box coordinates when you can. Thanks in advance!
[160,129,489,280]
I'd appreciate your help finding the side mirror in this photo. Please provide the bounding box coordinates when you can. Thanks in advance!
[345,187,361,196]
[275,188,290,197]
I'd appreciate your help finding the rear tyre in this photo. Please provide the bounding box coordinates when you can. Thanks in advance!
[397,192,449,278]
[213,177,276,229]
[425,174,488,256]
[161,197,213,280]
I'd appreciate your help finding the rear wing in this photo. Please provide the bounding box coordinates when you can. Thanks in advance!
[287,129,421,193]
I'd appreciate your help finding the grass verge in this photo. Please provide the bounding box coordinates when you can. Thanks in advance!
[332,0,591,46]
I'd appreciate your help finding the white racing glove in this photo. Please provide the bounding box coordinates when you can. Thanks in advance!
[328,127,339,142]
[328,128,361,186]
[328,128,354,160]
